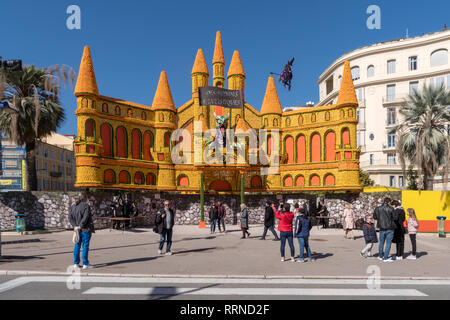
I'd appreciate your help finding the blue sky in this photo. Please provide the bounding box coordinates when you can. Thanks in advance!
[1,0,449,135]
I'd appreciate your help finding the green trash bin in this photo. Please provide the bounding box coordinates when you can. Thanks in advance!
[437,216,446,238]
[15,214,26,233]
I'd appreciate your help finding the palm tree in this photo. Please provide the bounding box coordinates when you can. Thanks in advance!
[391,84,450,190]
[0,65,73,191]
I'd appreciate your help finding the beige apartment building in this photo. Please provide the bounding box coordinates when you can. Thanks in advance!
[36,133,76,192]
[317,28,450,190]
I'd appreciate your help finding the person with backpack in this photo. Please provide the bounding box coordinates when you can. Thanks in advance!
[391,200,406,261]
[406,208,419,260]
[373,197,396,262]
[360,214,378,258]
[239,203,250,239]
[294,207,315,263]
[155,200,175,256]
[276,203,296,262]
[69,192,95,269]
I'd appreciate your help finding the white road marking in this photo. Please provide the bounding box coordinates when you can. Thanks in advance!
[1,275,449,295]
[83,286,427,297]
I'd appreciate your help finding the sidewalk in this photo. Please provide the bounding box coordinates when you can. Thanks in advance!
[1,225,449,279]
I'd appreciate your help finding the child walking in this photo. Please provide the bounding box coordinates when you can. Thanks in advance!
[360,215,378,258]
[406,208,419,260]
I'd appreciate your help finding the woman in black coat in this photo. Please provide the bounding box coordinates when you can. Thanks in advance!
[391,200,406,260]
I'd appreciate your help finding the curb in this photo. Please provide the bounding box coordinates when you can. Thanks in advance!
[2,270,450,280]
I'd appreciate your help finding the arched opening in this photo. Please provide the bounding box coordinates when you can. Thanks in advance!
[146,173,156,185]
[209,180,231,191]
[325,131,336,161]
[311,133,321,162]
[430,49,448,67]
[104,170,115,184]
[267,134,272,155]
[134,172,144,185]
[85,119,95,138]
[131,129,142,160]
[283,175,293,187]
[119,171,130,184]
[143,131,154,161]
[164,132,171,148]
[116,127,127,158]
[310,175,320,187]
[178,175,189,187]
[284,136,294,164]
[100,123,113,157]
[341,128,350,147]
[250,176,262,188]
[295,175,305,187]
[324,174,335,186]
[296,135,306,164]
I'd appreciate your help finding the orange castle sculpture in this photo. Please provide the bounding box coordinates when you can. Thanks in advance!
[74,31,361,193]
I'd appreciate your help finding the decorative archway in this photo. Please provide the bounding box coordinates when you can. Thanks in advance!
[209,180,232,191]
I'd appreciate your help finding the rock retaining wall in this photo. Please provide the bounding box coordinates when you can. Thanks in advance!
[0,191,402,231]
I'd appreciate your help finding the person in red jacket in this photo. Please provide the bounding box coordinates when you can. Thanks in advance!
[276,203,296,262]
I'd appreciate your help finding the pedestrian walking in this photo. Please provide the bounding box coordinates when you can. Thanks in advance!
[406,208,419,260]
[69,192,95,270]
[304,200,311,217]
[155,200,175,255]
[239,203,250,239]
[276,203,295,262]
[217,201,227,233]
[373,197,396,262]
[343,204,355,240]
[317,200,329,229]
[209,203,218,234]
[360,215,378,258]
[294,209,314,262]
[260,201,280,241]
[391,200,406,261]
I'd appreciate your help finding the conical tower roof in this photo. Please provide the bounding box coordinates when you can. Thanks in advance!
[191,49,209,75]
[212,31,225,64]
[235,117,251,132]
[337,61,358,106]
[260,76,282,114]
[227,50,245,78]
[74,46,99,96]
[152,71,176,111]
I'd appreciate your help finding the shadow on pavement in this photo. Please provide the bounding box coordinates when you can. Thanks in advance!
[0,255,45,262]
[149,283,221,300]
[173,247,217,256]
[94,256,159,268]
[311,253,334,260]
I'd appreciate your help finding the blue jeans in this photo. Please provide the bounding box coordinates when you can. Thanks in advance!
[297,237,312,260]
[379,229,394,260]
[280,231,295,258]
[210,219,217,233]
[74,231,92,266]
[159,228,173,253]
[218,218,226,232]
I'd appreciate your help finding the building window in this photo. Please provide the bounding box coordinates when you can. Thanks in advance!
[357,132,361,147]
[356,88,364,102]
[387,133,396,148]
[399,176,404,188]
[387,60,396,74]
[387,108,396,126]
[367,65,375,77]
[351,66,360,81]
[389,176,396,187]
[44,148,49,158]
[386,84,396,102]
[44,162,48,172]
[409,81,419,96]
[387,153,396,165]
[67,155,71,163]
[356,110,360,122]
[52,150,56,160]
[408,56,417,71]
[370,154,374,165]
[338,75,342,87]
[326,76,334,95]
[67,167,72,176]
[430,49,448,67]
[430,76,445,89]
[60,152,64,162]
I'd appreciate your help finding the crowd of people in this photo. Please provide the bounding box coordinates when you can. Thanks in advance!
[68,193,420,270]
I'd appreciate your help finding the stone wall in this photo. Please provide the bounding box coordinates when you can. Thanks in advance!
[0,191,401,231]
